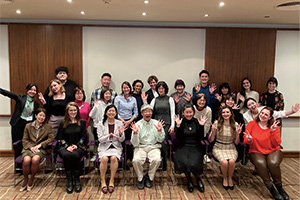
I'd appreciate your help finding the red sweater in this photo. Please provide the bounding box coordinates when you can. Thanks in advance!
[244,121,281,154]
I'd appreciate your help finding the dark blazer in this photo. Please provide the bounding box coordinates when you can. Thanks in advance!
[146,88,155,104]
[22,122,55,155]
[0,88,39,126]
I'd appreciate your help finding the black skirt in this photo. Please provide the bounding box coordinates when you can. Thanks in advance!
[174,144,203,174]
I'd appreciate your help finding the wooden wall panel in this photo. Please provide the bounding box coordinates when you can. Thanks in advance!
[8,24,82,112]
[205,28,276,96]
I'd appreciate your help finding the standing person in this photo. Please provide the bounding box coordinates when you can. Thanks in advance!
[114,81,138,162]
[132,79,147,121]
[208,105,243,190]
[145,75,159,104]
[58,102,87,194]
[0,83,39,169]
[130,104,165,189]
[38,79,71,137]
[19,108,54,192]
[213,82,232,120]
[173,105,207,193]
[97,105,126,194]
[90,73,117,108]
[170,79,192,118]
[260,77,284,111]
[236,77,259,114]
[74,87,91,130]
[44,66,78,102]
[192,70,217,109]
[244,107,288,200]
[150,81,175,170]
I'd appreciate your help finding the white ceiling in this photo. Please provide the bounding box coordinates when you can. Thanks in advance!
[0,0,299,26]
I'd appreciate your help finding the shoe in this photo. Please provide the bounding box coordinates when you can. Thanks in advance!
[19,185,27,192]
[45,169,53,174]
[27,185,33,191]
[187,179,194,192]
[90,155,96,162]
[137,176,145,190]
[145,174,153,188]
[275,184,290,200]
[228,185,234,190]
[267,185,284,200]
[74,170,82,193]
[65,171,73,194]
[108,186,115,193]
[196,178,205,192]
[223,184,229,190]
[101,186,108,194]
[204,155,211,163]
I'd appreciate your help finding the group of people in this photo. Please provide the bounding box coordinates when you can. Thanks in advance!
[1,67,299,199]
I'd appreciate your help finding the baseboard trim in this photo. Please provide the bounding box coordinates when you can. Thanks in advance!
[282,151,300,158]
[0,150,14,157]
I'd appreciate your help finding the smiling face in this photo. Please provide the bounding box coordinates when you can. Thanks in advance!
[122,84,131,96]
[197,97,206,109]
[101,76,111,88]
[246,99,257,112]
[106,107,117,119]
[134,82,143,93]
[149,79,157,90]
[183,107,194,120]
[103,90,112,102]
[27,86,37,98]
[258,109,272,123]
[158,86,165,96]
[268,82,277,92]
[221,108,232,120]
[68,105,78,119]
[225,97,235,108]
[243,79,251,90]
[200,73,209,85]
[176,85,184,94]
[50,81,61,94]
[75,90,84,101]
[35,111,46,124]
[141,108,153,122]
[221,87,229,95]
[56,71,68,82]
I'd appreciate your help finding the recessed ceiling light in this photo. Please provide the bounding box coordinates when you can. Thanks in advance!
[142,12,147,16]
[219,2,225,7]
[80,11,85,15]
[67,0,72,3]
[16,9,21,14]
[144,0,149,4]
[204,14,209,17]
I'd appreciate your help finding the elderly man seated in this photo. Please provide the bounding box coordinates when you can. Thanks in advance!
[130,104,165,189]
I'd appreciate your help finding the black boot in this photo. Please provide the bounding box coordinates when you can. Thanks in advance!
[267,185,284,200]
[74,170,82,193]
[196,177,205,192]
[275,184,289,200]
[65,171,73,194]
[185,173,193,192]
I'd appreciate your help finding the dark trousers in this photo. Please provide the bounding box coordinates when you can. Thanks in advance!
[59,148,86,171]
[250,151,283,188]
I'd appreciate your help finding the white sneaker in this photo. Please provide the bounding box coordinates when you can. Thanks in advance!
[204,155,211,163]
[90,155,96,162]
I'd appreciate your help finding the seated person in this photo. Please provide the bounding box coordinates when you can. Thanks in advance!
[130,104,165,189]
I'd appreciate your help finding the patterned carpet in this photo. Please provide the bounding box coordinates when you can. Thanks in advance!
[0,157,299,200]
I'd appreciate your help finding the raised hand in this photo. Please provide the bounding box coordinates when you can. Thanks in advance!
[236,123,243,135]
[130,122,140,134]
[154,119,165,132]
[173,94,180,103]
[232,104,240,110]
[209,83,217,95]
[211,122,217,135]
[38,92,46,105]
[215,93,222,102]
[292,103,300,114]
[93,99,99,105]
[184,93,192,102]
[270,120,279,132]
[198,115,208,126]
[141,91,148,102]
[194,83,200,93]
[118,123,127,136]
[244,130,252,142]
[174,114,182,127]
